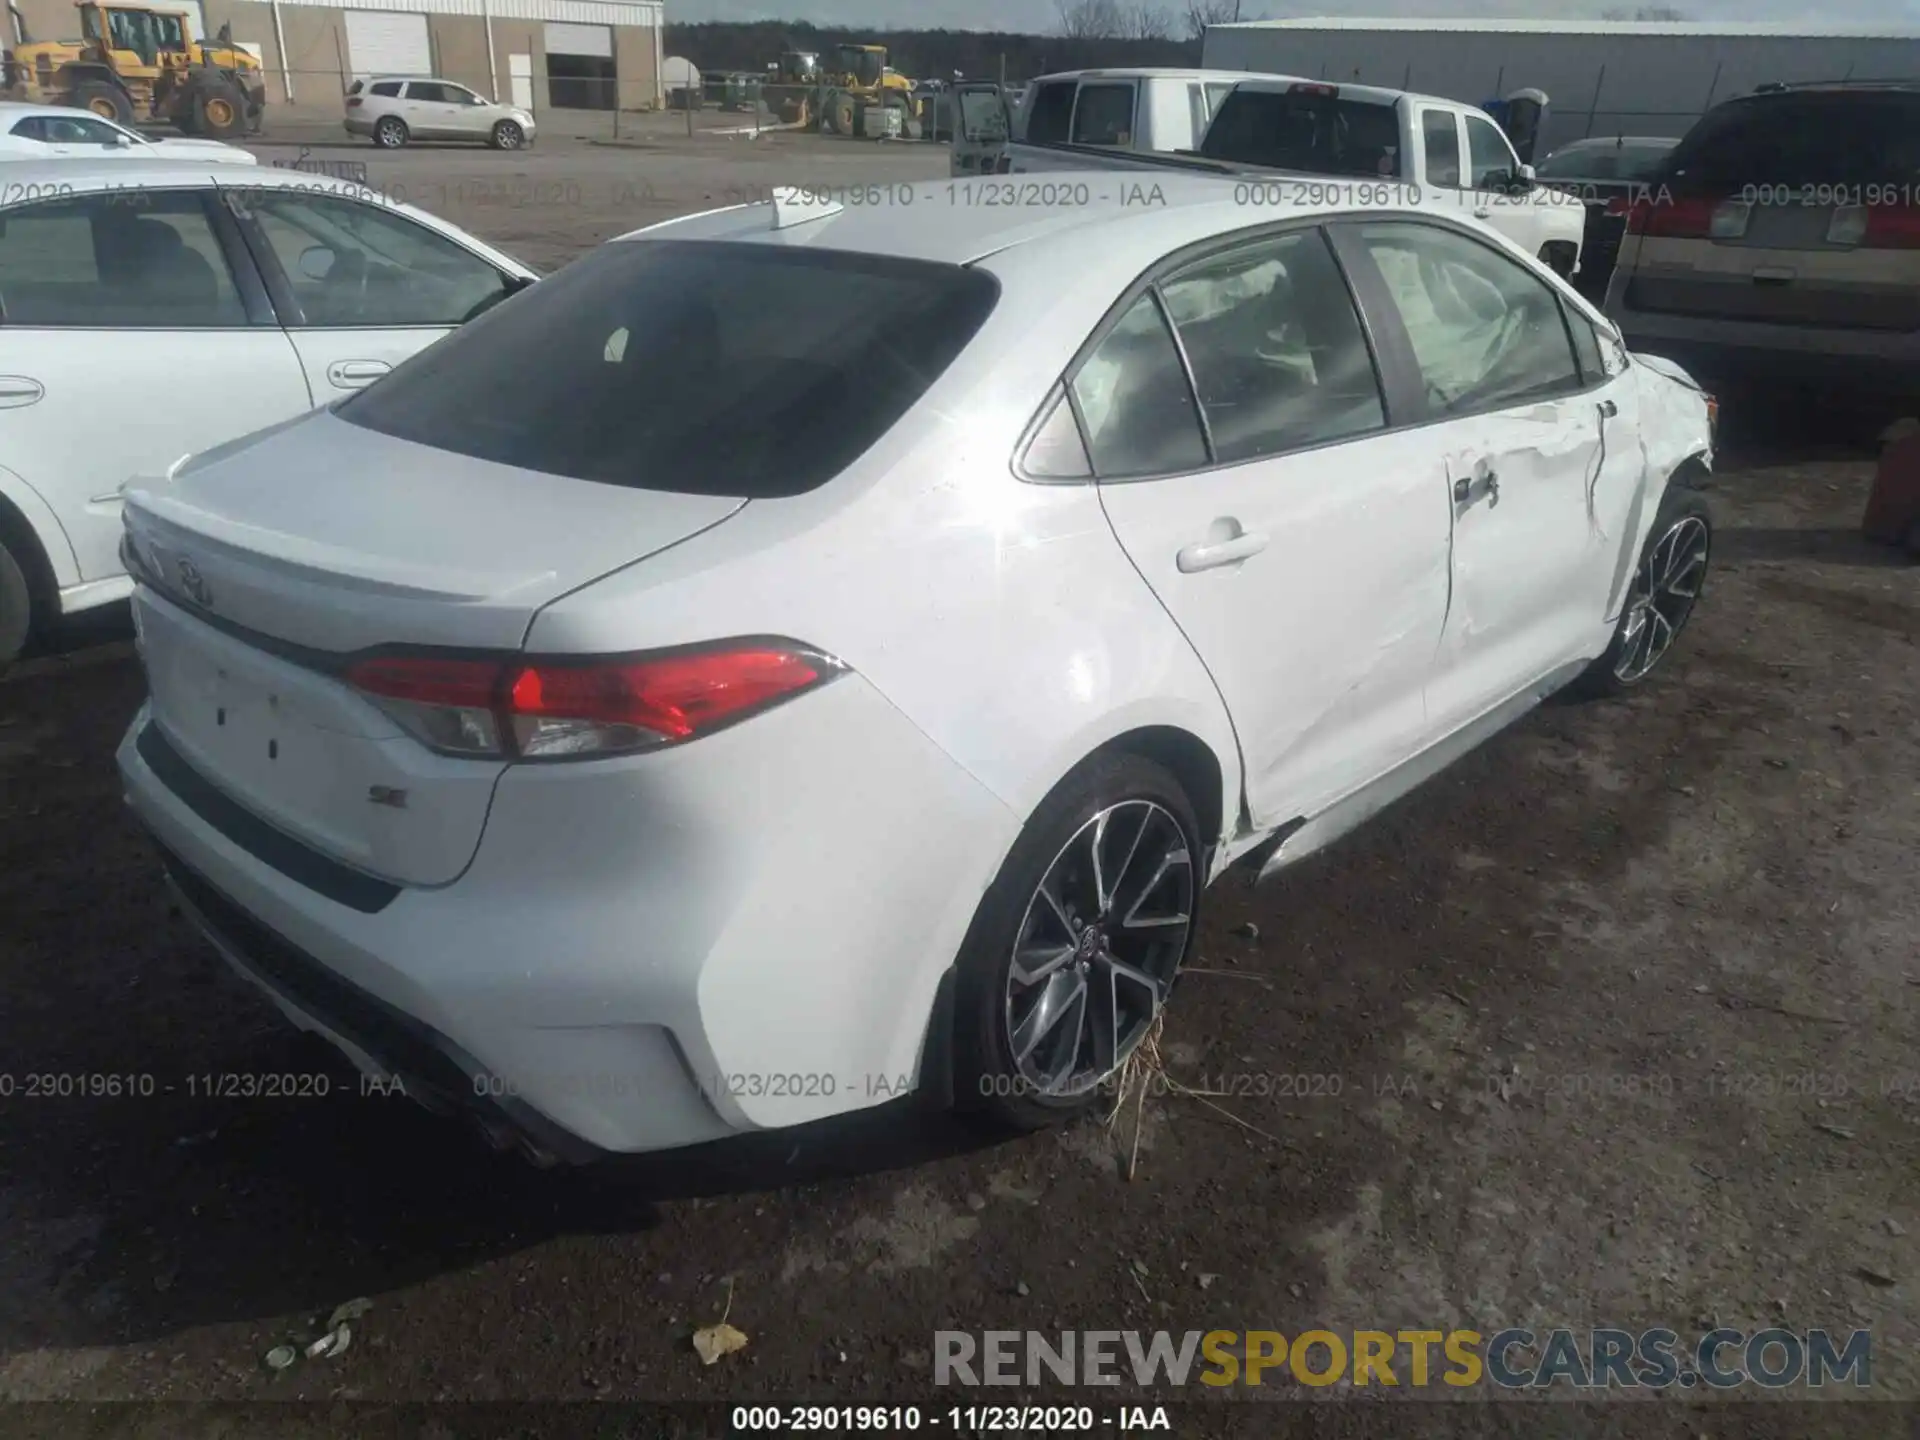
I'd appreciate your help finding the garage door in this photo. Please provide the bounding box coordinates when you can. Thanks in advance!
[345,10,432,80]
[543,22,611,58]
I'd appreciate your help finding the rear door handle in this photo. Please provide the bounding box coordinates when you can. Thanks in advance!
[1176,531,1269,573]
[326,359,391,389]
[1453,470,1501,509]
[0,376,45,407]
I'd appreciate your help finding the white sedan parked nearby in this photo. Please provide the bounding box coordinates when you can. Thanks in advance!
[116,176,1714,1166]
[0,101,257,164]
[0,160,538,665]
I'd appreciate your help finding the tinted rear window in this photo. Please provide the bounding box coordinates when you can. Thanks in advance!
[1665,92,1920,191]
[339,239,1000,499]
[370,80,402,97]
[1535,141,1673,181]
[1204,90,1403,177]
[1025,81,1076,144]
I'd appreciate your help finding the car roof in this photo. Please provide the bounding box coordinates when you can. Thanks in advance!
[622,171,1442,268]
[1028,68,1274,83]
[0,100,130,120]
[0,157,378,196]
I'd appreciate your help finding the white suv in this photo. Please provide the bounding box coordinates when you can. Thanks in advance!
[344,76,535,151]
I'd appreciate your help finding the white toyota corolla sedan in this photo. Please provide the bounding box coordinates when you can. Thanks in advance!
[116,175,1715,1166]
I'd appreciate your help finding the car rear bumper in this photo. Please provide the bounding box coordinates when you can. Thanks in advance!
[342,116,372,137]
[1607,295,1920,394]
[116,667,1018,1159]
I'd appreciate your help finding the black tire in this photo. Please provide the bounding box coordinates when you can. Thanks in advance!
[0,534,35,672]
[71,79,135,126]
[490,118,524,150]
[374,114,409,148]
[1570,479,1713,699]
[189,77,248,139]
[829,91,855,137]
[175,108,201,135]
[953,753,1201,1131]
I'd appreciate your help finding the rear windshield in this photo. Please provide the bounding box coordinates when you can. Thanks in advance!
[339,239,1000,498]
[1203,90,1402,178]
[1664,92,1920,191]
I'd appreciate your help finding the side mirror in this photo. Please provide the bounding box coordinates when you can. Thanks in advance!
[1514,163,1536,189]
[297,244,336,281]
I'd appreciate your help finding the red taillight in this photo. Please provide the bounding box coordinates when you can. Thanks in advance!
[346,96,363,107]
[348,656,499,709]
[1862,205,1920,249]
[510,649,822,744]
[346,642,837,760]
[1627,196,1719,238]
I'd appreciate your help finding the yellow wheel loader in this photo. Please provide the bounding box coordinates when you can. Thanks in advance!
[3,2,266,139]
[764,42,915,135]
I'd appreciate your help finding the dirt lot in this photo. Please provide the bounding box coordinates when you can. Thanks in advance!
[1,133,1917,1433]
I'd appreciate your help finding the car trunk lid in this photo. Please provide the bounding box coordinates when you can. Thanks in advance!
[123,409,747,888]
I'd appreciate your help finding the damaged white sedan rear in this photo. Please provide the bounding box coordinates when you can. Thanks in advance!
[115,175,1714,1165]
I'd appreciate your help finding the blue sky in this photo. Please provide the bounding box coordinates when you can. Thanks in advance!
[668,0,1920,27]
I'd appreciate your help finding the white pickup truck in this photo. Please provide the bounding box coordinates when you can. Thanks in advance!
[954,75,1587,280]
[951,67,1273,177]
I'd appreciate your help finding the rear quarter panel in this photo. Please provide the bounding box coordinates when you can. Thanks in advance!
[521,232,1244,858]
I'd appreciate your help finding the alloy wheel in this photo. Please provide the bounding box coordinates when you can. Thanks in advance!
[1614,514,1709,684]
[1002,800,1194,1099]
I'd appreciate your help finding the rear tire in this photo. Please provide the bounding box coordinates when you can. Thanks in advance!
[1570,480,1713,699]
[490,118,524,150]
[953,753,1201,1132]
[0,535,35,672]
[374,114,409,148]
[71,79,135,126]
[829,91,855,137]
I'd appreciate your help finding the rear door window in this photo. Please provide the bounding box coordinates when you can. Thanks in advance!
[0,190,249,328]
[1071,83,1136,146]
[339,240,1001,498]
[1070,293,1208,479]
[1158,229,1384,462]
[370,80,403,98]
[1666,92,1920,190]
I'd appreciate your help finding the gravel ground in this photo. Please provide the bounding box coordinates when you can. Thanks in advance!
[1,134,1916,1433]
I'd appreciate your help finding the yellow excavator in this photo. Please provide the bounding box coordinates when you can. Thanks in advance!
[765,42,914,136]
[3,1,266,138]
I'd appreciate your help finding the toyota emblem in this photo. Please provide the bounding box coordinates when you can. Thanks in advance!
[176,557,212,608]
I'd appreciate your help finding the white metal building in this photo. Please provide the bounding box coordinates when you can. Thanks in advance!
[1202,18,1920,148]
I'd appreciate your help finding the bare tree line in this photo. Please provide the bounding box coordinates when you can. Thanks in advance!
[1054,0,1245,42]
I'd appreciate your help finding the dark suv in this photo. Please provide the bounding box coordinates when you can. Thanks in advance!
[1604,82,1920,397]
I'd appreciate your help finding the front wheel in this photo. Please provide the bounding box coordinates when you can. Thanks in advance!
[191,79,248,140]
[1572,482,1713,698]
[490,119,524,150]
[953,754,1200,1130]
